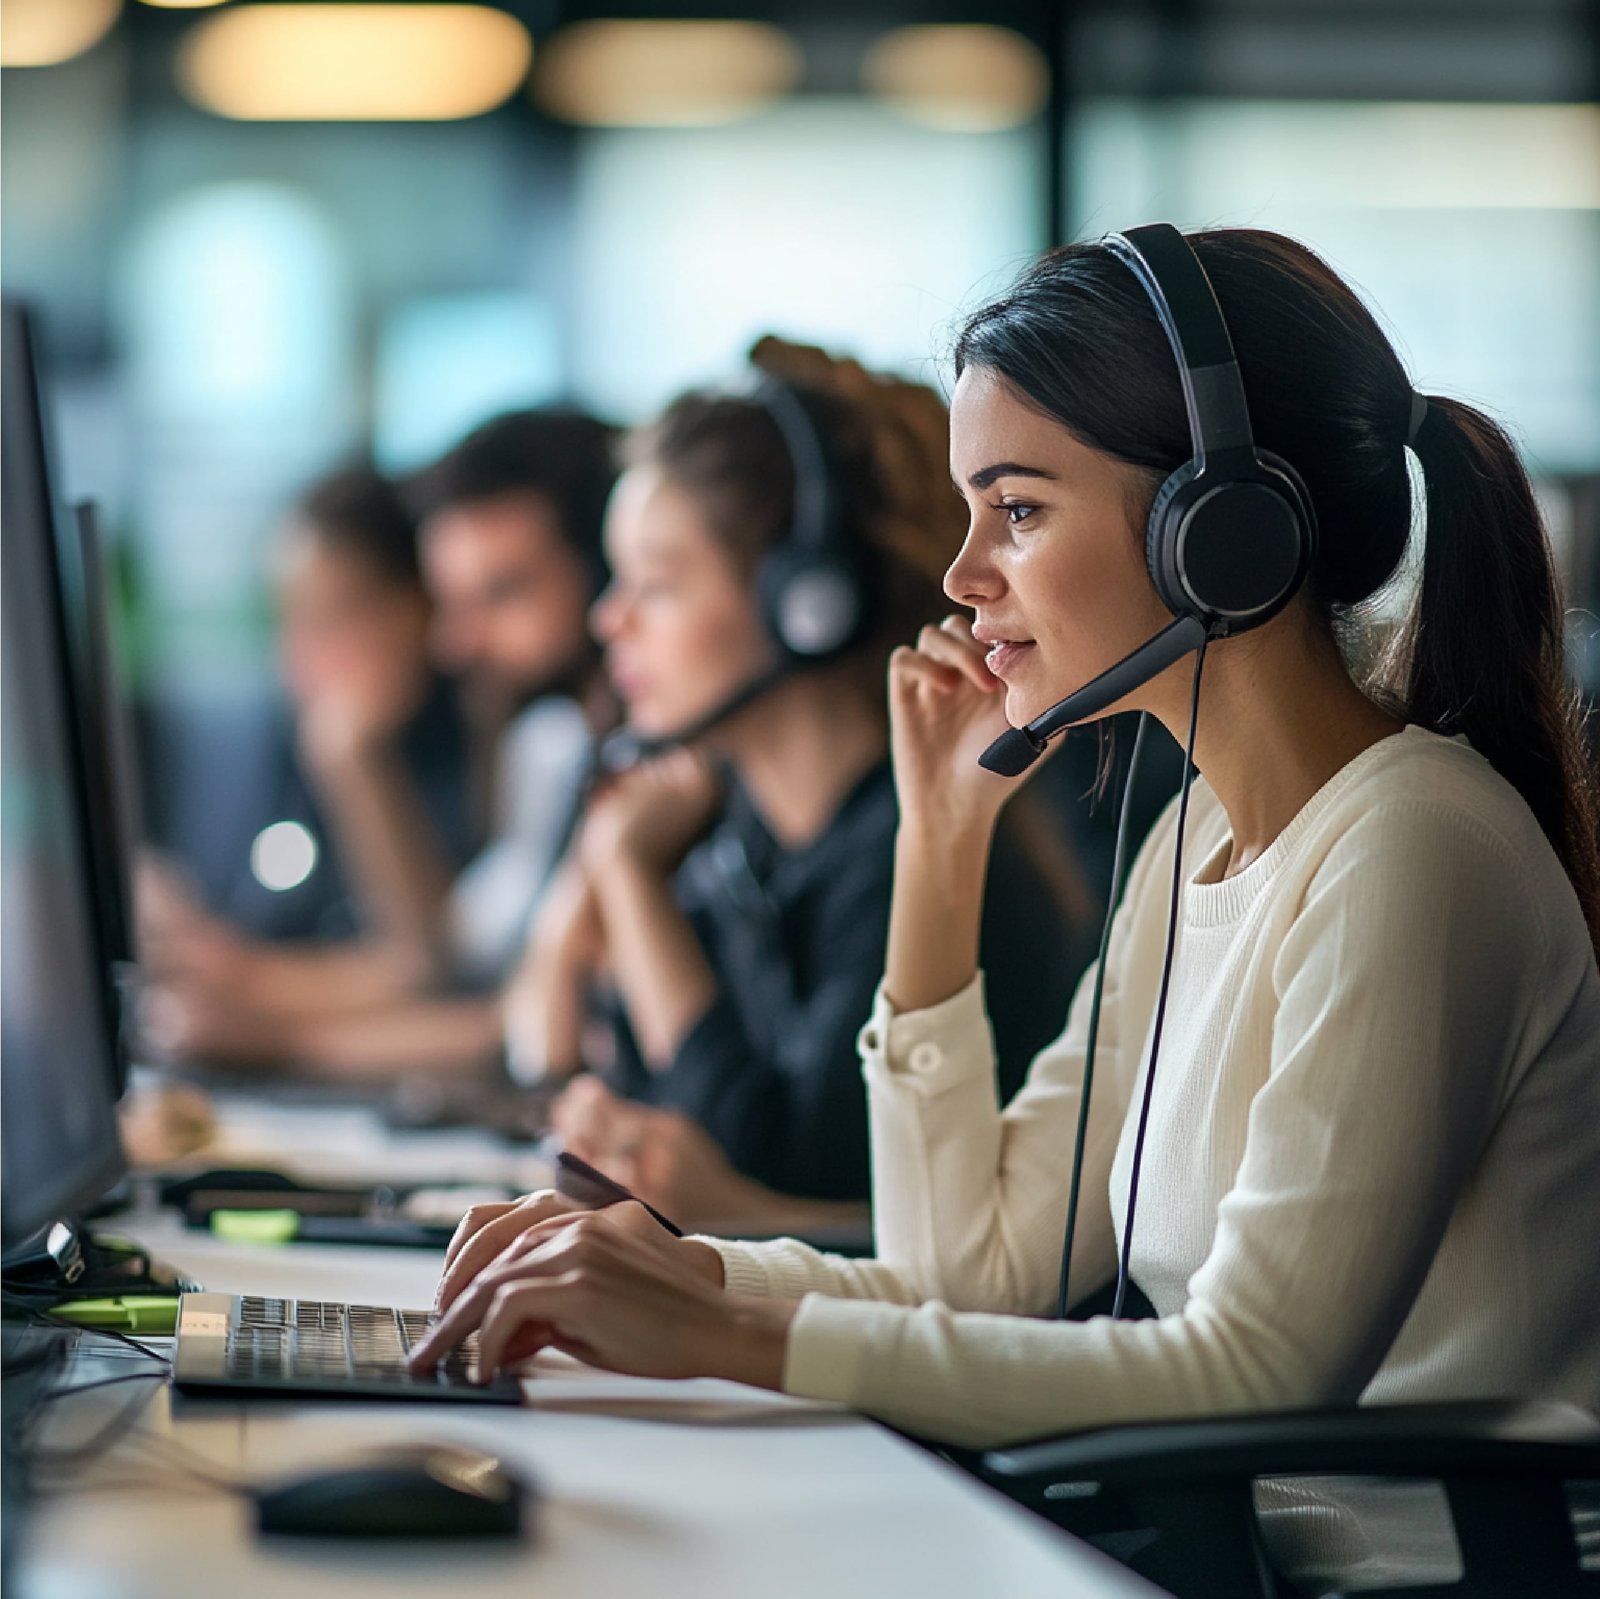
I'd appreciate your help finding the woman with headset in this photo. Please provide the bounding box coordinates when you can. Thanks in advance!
[416,232,1600,1588]
[503,337,1090,1235]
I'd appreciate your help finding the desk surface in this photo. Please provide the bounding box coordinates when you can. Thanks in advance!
[18,1212,1166,1599]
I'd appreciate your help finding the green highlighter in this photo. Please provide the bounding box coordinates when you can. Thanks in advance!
[52,1295,182,1335]
[210,1207,301,1245]
[209,1207,456,1249]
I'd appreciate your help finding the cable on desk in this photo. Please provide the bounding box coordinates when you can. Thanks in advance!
[38,1372,168,1405]
[1,1294,172,1368]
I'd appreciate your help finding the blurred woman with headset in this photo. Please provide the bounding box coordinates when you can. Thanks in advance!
[502,336,1093,1236]
[417,232,1600,1590]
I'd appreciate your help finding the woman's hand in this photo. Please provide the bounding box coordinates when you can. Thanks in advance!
[296,682,406,773]
[138,976,291,1067]
[430,1187,725,1322]
[578,749,722,877]
[134,853,253,990]
[887,615,1023,840]
[551,1085,870,1238]
[606,1109,762,1232]
[883,617,1034,1016]
[408,1203,786,1387]
[549,1075,645,1165]
[556,1089,771,1233]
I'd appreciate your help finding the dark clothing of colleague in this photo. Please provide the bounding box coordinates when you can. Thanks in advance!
[608,760,1091,1202]
[148,674,479,943]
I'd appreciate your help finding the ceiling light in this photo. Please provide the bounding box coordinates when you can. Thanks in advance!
[865,25,1049,134]
[1,0,120,67]
[176,4,532,121]
[534,20,800,128]
[139,1,230,11]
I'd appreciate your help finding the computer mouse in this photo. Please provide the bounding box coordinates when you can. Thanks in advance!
[253,1444,533,1540]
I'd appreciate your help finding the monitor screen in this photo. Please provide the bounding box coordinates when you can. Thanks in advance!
[68,497,142,975]
[1,299,127,1250]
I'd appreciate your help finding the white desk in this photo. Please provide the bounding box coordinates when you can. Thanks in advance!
[17,1109,1169,1599]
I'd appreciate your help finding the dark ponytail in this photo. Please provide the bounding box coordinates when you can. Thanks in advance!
[1390,398,1600,943]
[956,227,1600,950]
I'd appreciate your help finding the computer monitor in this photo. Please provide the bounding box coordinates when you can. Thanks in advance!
[1,299,128,1252]
[2,306,132,1099]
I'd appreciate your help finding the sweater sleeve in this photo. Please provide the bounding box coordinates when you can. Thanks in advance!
[856,803,1176,1316]
[703,1237,925,1305]
[780,802,1546,1447]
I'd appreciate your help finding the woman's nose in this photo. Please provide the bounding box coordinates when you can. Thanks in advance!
[943,526,1002,608]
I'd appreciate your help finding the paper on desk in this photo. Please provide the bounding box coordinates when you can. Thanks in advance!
[518,1351,848,1426]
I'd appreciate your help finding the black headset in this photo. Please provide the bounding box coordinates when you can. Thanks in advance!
[751,378,877,665]
[980,222,1317,776]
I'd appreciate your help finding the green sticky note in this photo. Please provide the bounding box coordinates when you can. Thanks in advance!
[210,1208,301,1245]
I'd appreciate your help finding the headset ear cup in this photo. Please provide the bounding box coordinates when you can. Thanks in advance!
[1145,461,1199,618]
[758,543,869,661]
[1255,449,1317,557]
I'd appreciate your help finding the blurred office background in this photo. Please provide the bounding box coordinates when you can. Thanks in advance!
[4,0,1598,914]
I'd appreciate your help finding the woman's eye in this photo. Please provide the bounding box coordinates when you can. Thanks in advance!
[991,500,1039,527]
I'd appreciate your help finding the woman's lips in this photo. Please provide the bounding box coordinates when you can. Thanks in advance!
[983,640,1036,679]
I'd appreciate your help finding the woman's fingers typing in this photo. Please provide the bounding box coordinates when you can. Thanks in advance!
[433,1191,585,1316]
[414,1209,626,1378]
[411,1200,781,1392]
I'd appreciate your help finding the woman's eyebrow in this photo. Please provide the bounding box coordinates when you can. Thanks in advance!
[965,462,1060,491]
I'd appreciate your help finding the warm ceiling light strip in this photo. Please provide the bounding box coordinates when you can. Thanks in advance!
[138,1,230,11]
[865,25,1049,133]
[534,20,800,128]
[1,0,121,67]
[176,4,533,121]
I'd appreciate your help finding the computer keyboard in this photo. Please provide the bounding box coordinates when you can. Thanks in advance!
[171,1291,523,1405]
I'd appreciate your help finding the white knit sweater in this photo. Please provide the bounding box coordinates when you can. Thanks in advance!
[709,725,1600,1455]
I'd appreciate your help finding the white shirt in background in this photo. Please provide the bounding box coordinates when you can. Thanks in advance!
[446,695,591,988]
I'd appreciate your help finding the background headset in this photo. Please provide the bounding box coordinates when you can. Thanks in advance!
[595,374,875,774]
[979,221,1316,778]
[752,376,877,665]
[996,224,1320,1319]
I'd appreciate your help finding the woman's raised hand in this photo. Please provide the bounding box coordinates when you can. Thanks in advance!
[579,749,723,877]
[888,615,1021,839]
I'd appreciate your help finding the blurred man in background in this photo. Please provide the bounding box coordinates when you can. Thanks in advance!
[142,466,480,951]
[142,409,619,1081]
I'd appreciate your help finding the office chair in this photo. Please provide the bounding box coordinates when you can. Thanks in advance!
[979,1395,1600,1598]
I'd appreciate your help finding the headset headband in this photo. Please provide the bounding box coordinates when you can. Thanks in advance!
[751,378,839,555]
[1102,224,1257,463]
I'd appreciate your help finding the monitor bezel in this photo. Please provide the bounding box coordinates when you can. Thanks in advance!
[1,297,129,1248]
